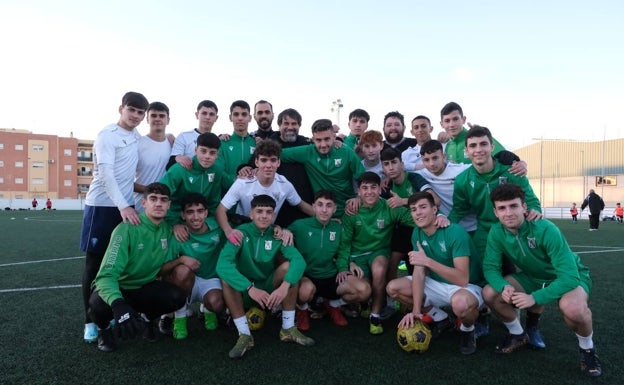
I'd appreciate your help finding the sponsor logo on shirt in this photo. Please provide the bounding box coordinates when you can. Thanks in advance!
[228,146,234,151]
[188,176,195,184]
[421,240,429,247]
[265,240,272,250]
[470,181,475,189]
[308,232,313,237]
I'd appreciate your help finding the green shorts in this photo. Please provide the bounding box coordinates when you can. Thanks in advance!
[350,249,390,278]
[512,271,592,298]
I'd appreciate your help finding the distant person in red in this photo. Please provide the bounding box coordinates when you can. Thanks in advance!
[570,203,578,223]
[46,198,52,210]
[32,198,38,210]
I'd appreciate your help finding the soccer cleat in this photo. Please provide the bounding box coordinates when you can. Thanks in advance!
[325,302,348,326]
[280,326,315,346]
[229,334,254,359]
[379,305,397,321]
[475,311,490,339]
[526,326,546,349]
[97,327,116,352]
[203,311,218,331]
[158,316,173,336]
[460,330,477,355]
[369,316,383,335]
[295,309,310,331]
[341,304,360,318]
[580,348,602,377]
[429,317,455,339]
[142,321,158,342]
[495,332,528,354]
[173,317,188,340]
[84,322,98,343]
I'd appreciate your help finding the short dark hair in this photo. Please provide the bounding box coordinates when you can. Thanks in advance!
[254,139,282,159]
[197,100,218,113]
[148,102,169,116]
[143,182,170,197]
[440,102,463,118]
[380,147,402,162]
[277,108,302,126]
[196,132,221,149]
[383,111,405,127]
[251,194,276,209]
[348,109,370,122]
[254,100,273,112]
[465,125,493,146]
[407,191,435,207]
[180,193,208,211]
[121,92,149,110]
[490,183,525,204]
[357,171,381,187]
[230,100,250,113]
[420,140,444,156]
[311,119,334,134]
[314,189,336,203]
[411,115,431,125]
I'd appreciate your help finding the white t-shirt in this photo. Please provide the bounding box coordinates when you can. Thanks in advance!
[171,129,200,157]
[362,159,385,180]
[133,135,173,211]
[402,142,447,171]
[416,162,477,232]
[86,123,139,208]
[220,174,302,217]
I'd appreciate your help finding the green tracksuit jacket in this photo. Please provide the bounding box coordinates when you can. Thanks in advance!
[289,217,341,279]
[445,128,505,164]
[218,132,256,177]
[168,217,225,279]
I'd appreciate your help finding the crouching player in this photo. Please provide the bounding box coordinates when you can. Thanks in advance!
[159,193,226,339]
[483,183,601,377]
[216,195,314,359]
[289,190,360,330]
[88,183,187,352]
[387,192,484,354]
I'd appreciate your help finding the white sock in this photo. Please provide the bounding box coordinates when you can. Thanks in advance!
[329,298,345,308]
[234,316,251,336]
[577,332,594,350]
[174,304,187,319]
[460,323,475,332]
[426,306,448,322]
[297,303,309,310]
[160,313,173,319]
[282,310,295,329]
[504,318,524,335]
[370,312,380,319]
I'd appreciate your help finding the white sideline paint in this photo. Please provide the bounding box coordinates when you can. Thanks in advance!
[0,284,80,293]
[0,256,85,267]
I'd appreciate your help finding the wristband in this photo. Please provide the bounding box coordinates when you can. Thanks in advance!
[246,282,254,292]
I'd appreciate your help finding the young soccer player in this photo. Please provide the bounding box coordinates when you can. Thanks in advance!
[388,192,484,354]
[336,172,414,335]
[570,202,579,223]
[159,193,226,339]
[483,183,601,377]
[87,183,187,352]
[614,202,623,223]
[344,109,370,150]
[358,130,385,179]
[216,195,314,359]
[218,100,257,179]
[168,100,219,170]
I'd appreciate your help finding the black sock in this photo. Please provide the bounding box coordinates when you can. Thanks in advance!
[526,311,541,329]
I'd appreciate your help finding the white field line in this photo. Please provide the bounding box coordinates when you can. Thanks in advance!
[0,284,80,293]
[0,256,84,267]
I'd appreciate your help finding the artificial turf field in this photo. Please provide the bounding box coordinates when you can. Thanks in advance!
[0,210,622,385]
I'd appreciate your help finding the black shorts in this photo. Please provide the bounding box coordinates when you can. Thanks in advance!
[391,224,413,254]
[309,276,340,300]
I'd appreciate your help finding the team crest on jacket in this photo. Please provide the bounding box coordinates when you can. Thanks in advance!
[161,238,168,249]
[208,173,215,182]
[499,176,508,185]
[250,147,256,154]
[438,241,447,253]
[527,237,537,249]
[376,219,385,229]
[334,158,342,167]
[265,240,272,250]
[329,231,336,241]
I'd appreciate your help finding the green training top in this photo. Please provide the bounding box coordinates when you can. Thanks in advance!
[336,199,414,272]
[484,219,591,305]
[281,144,365,217]
[168,217,225,279]
[218,132,256,178]
[289,216,341,279]
[445,128,505,164]
[411,223,484,286]
[216,221,306,292]
[93,213,174,305]
[343,134,359,150]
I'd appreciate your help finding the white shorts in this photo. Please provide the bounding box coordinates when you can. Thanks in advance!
[190,277,222,303]
[407,276,483,308]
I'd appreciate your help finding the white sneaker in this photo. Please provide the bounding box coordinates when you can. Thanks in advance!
[84,322,98,343]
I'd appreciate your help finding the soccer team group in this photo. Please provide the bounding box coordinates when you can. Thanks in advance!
[79,92,601,377]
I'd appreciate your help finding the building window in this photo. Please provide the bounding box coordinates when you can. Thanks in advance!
[32,145,44,151]
[32,162,44,168]
[0,177,3,183]
[64,179,72,186]
[15,144,24,151]
[0,160,4,167]
[64,164,72,171]
[64,149,72,156]
[15,161,24,168]
[32,178,44,185]
[15,178,24,184]
[0,143,4,149]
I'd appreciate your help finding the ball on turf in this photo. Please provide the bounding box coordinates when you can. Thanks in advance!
[246,306,266,331]
[397,319,432,353]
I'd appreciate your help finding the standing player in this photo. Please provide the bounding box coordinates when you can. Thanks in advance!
[401,115,435,171]
[218,100,257,179]
[614,202,623,223]
[581,189,605,231]
[570,202,579,223]
[359,130,385,178]
[388,192,484,354]
[80,91,149,344]
[483,183,601,377]
[216,195,314,359]
[343,109,370,150]
[133,102,174,212]
[168,100,219,170]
